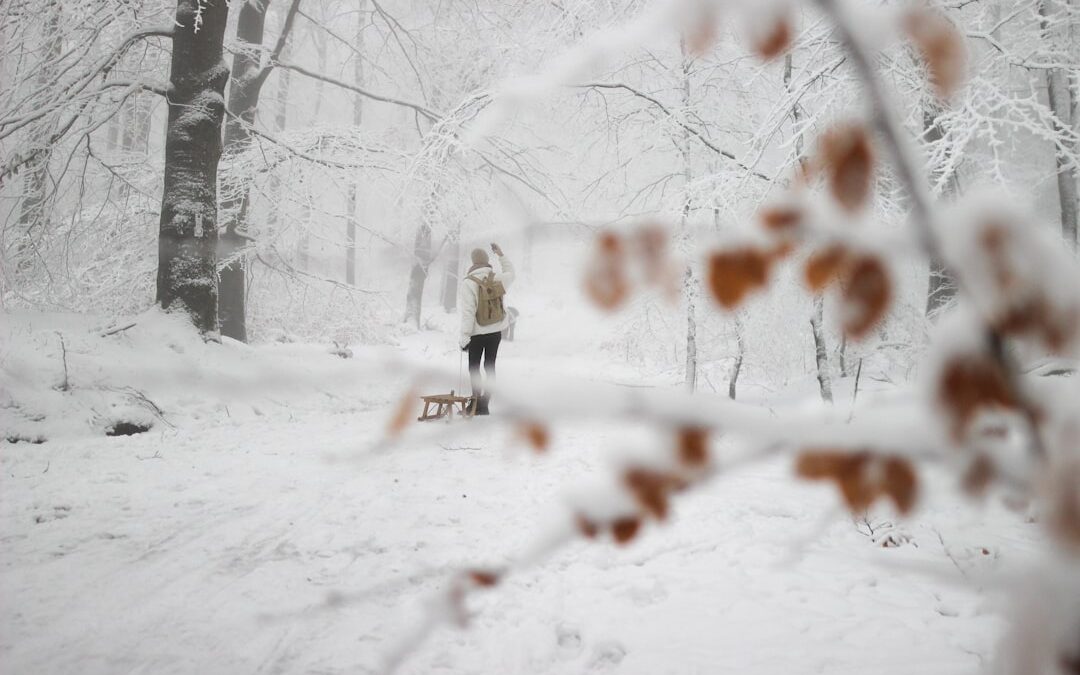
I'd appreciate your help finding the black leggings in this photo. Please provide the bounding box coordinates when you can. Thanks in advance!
[467,331,502,398]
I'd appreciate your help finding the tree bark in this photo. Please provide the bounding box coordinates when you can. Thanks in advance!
[786,52,833,402]
[218,0,271,342]
[1041,0,1079,247]
[679,40,697,392]
[728,314,744,399]
[219,0,301,341]
[810,297,833,403]
[156,0,231,334]
[924,107,960,317]
[403,203,434,327]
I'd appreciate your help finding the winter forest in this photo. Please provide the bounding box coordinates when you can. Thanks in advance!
[2,0,1080,672]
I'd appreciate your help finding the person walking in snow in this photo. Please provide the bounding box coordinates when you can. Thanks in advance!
[460,243,515,415]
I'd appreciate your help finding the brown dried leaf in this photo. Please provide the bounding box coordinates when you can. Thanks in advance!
[804,245,850,292]
[795,449,853,480]
[904,8,967,99]
[388,387,418,437]
[753,15,791,61]
[684,6,720,58]
[797,450,917,514]
[585,232,631,311]
[797,449,874,511]
[612,516,642,544]
[576,514,599,539]
[883,457,918,515]
[636,224,673,284]
[996,297,1079,354]
[937,354,1018,442]
[707,247,771,309]
[1045,459,1080,548]
[961,455,996,496]
[518,422,550,453]
[759,205,802,233]
[468,569,501,587]
[624,469,671,520]
[979,221,1079,352]
[677,427,709,467]
[598,231,621,254]
[842,255,891,340]
[768,241,797,262]
[819,124,875,212]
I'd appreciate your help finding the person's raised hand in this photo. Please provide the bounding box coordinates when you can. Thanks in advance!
[490,243,503,257]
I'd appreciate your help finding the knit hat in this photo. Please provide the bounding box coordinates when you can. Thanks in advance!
[470,248,489,266]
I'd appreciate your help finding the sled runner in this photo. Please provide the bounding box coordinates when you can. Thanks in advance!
[417,391,475,421]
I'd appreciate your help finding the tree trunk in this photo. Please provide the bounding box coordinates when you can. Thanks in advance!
[728,314,744,399]
[218,0,272,342]
[404,212,433,328]
[345,1,366,285]
[156,0,230,334]
[685,268,698,393]
[14,2,62,281]
[1041,0,1079,247]
[924,107,961,316]
[679,40,697,392]
[810,297,833,403]
[440,234,459,312]
[1047,67,1078,246]
[786,52,833,402]
[838,334,850,378]
[266,49,291,231]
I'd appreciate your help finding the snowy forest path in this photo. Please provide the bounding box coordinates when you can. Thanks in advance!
[0,340,1044,674]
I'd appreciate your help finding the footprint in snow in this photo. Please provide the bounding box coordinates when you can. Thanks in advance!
[33,505,71,524]
[555,624,583,660]
[588,641,626,671]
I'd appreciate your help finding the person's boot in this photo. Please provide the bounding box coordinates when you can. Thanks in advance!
[467,395,481,416]
[476,394,490,416]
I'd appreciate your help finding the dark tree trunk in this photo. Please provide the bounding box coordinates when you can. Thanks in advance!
[728,314,744,400]
[679,40,697,392]
[1041,0,1079,247]
[1047,66,1078,246]
[810,297,833,403]
[786,52,832,401]
[219,0,299,340]
[218,0,271,342]
[156,0,231,334]
[404,217,432,327]
[923,107,960,317]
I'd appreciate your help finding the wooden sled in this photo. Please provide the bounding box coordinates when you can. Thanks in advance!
[417,390,475,421]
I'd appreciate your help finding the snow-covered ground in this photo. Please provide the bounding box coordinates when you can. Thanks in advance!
[0,292,1044,674]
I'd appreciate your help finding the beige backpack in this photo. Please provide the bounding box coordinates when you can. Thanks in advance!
[468,271,507,326]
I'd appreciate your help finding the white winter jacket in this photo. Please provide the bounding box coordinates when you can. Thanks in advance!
[460,255,515,348]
